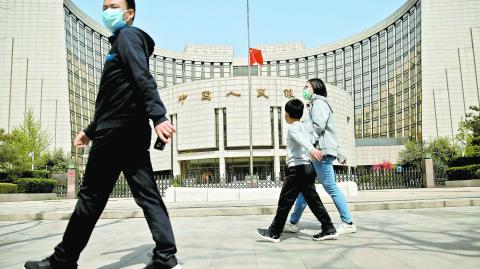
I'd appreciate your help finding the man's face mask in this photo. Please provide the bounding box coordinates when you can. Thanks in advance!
[102,8,129,33]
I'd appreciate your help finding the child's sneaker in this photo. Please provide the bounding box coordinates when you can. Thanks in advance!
[312,227,338,241]
[283,222,299,233]
[256,228,280,243]
[337,222,357,234]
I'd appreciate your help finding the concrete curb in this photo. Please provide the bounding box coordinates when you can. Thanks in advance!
[1,197,479,221]
[0,193,57,202]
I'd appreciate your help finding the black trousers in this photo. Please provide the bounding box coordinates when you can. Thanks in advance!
[51,126,178,268]
[269,163,334,236]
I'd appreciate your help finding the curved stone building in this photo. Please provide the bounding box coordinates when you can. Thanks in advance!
[1,0,479,177]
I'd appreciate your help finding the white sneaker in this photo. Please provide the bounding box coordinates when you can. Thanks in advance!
[337,222,357,235]
[283,222,300,233]
[171,264,182,269]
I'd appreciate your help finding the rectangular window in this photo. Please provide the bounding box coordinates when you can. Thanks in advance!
[223,108,227,147]
[204,63,212,79]
[270,107,275,147]
[184,61,192,82]
[279,61,287,77]
[215,109,220,148]
[194,62,202,80]
[224,63,231,78]
[277,107,283,146]
[326,52,334,84]
[307,57,316,78]
[232,66,258,76]
[298,58,306,79]
[335,50,344,87]
[175,60,183,83]
[317,55,326,80]
[165,58,174,87]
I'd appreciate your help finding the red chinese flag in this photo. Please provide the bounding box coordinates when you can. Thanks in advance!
[249,48,264,66]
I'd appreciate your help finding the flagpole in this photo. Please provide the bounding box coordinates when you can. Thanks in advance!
[247,0,253,180]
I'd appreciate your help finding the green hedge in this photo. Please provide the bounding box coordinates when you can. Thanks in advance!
[0,171,9,181]
[0,170,51,183]
[471,136,480,146]
[17,170,51,179]
[476,169,480,178]
[15,178,56,193]
[0,183,18,194]
[446,164,480,180]
[448,156,480,167]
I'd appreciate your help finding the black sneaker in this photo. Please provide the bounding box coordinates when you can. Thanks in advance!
[256,228,280,243]
[144,261,182,269]
[312,227,338,241]
[25,257,77,269]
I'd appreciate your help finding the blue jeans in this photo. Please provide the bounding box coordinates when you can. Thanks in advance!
[289,155,353,224]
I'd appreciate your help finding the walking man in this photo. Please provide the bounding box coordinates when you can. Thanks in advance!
[25,0,181,268]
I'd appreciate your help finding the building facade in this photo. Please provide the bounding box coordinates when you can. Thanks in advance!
[1,0,479,176]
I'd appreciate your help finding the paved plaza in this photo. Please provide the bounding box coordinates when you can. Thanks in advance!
[1,206,479,269]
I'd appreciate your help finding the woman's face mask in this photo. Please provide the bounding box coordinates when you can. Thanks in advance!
[303,85,313,101]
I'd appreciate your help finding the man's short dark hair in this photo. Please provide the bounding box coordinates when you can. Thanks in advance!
[126,0,135,21]
[308,78,327,97]
[285,98,304,119]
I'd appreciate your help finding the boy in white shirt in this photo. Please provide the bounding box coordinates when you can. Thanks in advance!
[256,99,338,242]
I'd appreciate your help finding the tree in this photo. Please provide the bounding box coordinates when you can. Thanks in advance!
[0,110,51,171]
[425,137,460,165]
[398,137,460,168]
[464,106,480,136]
[463,106,480,157]
[398,140,424,168]
[39,149,70,173]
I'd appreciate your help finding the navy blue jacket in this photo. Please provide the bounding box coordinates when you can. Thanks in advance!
[84,26,166,139]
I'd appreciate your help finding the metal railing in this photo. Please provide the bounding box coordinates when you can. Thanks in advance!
[433,164,448,186]
[337,167,423,190]
[54,167,424,198]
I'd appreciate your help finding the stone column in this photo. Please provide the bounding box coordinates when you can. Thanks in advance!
[273,107,281,179]
[421,158,435,188]
[66,168,79,199]
[218,108,226,182]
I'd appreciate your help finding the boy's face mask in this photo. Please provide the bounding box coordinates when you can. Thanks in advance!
[102,8,129,33]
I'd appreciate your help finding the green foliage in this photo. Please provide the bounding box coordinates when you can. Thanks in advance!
[426,137,461,165]
[476,169,480,178]
[0,171,9,181]
[0,110,51,171]
[448,156,480,167]
[445,164,480,181]
[464,136,480,157]
[172,176,183,187]
[464,106,480,137]
[398,140,424,168]
[399,137,461,168]
[32,170,51,179]
[39,149,70,173]
[15,178,56,193]
[0,183,18,194]
[461,106,480,157]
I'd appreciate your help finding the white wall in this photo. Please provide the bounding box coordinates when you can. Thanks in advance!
[0,0,70,152]
[421,0,480,140]
[150,77,356,172]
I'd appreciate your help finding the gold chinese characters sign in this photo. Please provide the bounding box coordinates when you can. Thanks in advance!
[226,91,241,97]
[283,89,294,98]
[201,91,212,101]
[257,88,268,98]
[178,93,188,105]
